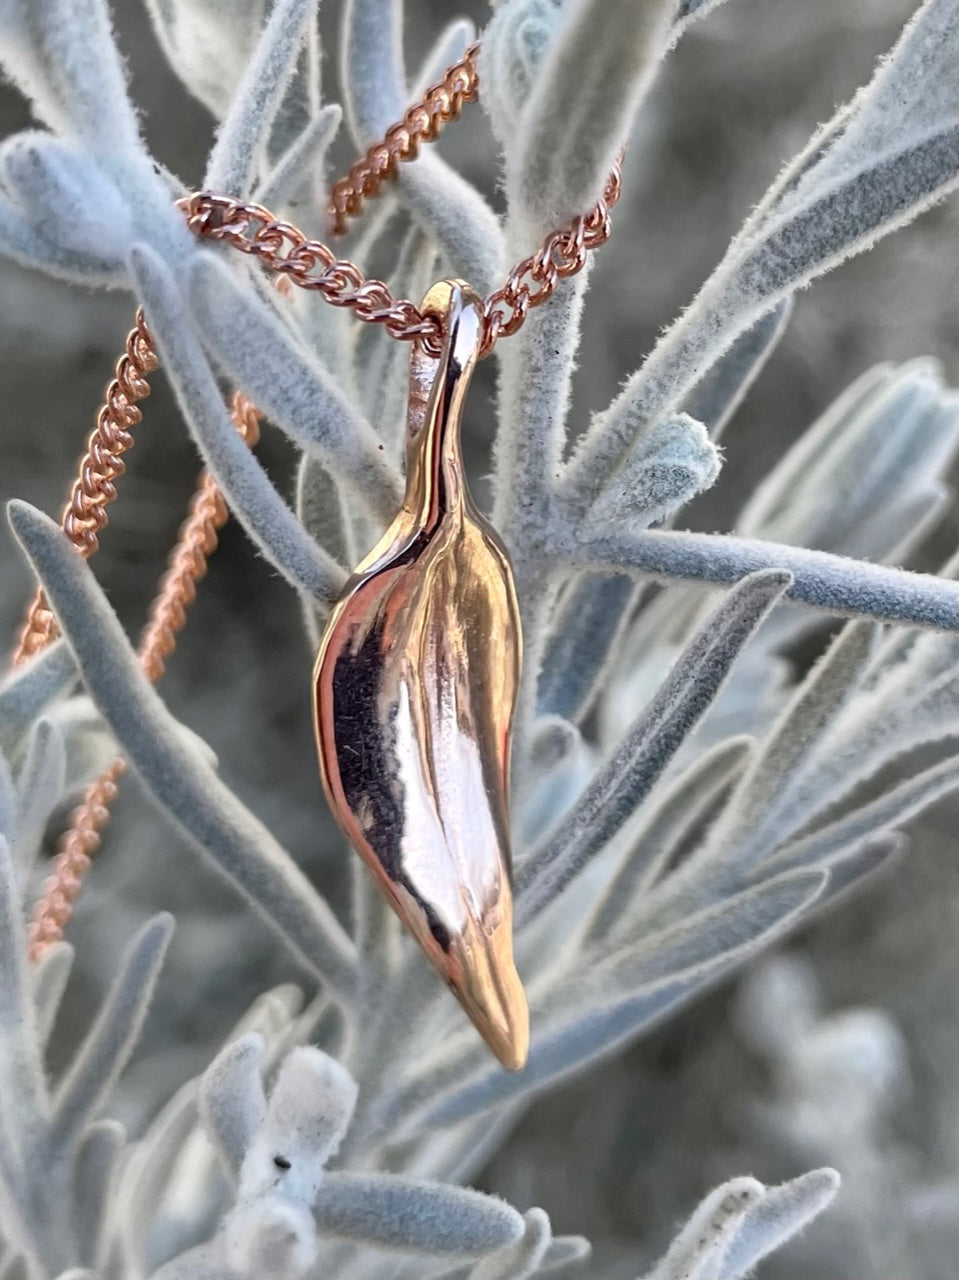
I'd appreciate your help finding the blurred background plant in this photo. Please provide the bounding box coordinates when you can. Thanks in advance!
[0,0,957,1277]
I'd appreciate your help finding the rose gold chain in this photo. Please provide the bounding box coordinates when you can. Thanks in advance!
[180,158,621,359]
[180,190,446,351]
[15,37,623,959]
[25,393,259,960]
[328,42,481,233]
[26,759,127,961]
[479,165,620,352]
[180,44,622,359]
[13,310,159,665]
[24,393,259,960]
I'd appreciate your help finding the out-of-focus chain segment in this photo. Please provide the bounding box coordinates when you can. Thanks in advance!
[13,310,159,664]
[24,393,259,961]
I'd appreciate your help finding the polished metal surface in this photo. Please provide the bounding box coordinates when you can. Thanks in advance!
[313,280,529,1070]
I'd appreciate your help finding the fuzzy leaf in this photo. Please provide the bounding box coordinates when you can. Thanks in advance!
[717,1169,840,1280]
[254,103,342,210]
[361,223,439,443]
[294,453,354,575]
[205,0,318,196]
[71,1119,124,1267]
[585,735,753,942]
[513,0,675,229]
[149,1242,238,1280]
[238,1048,358,1205]
[646,1178,764,1280]
[469,1209,551,1280]
[143,0,267,119]
[519,716,593,845]
[537,575,639,723]
[413,19,476,94]
[566,529,959,629]
[763,755,959,876]
[12,716,65,871]
[676,0,729,15]
[30,940,72,1049]
[517,571,790,925]
[684,300,792,440]
[772,648,959,831]
[0,836,48,1134]
[187,252,402,518]
[478,0,562,157]
[708,621,879,868]
[266,33,321,168]
[584,415,721,531]
[223,1196,316,1276]
[739,360,959,558]
[116,1077,203,1262]
[771,0,957,226]
[537,1236,592,1275]
[199,1033,267,1182]
[0,190,126,285]
[478,0,732,164]
[7,501,358,993]
[50,915,173,1151]
[350,856,403,1016]
[0,753,14,843]
[48,695,126,795]
[0,132,132,272]
[579,870,826,1012]
[312,1172,525,1254]
[0,1122,36,1261]
[573,0,959,482]
[129,245,344,603]
[492,275,591,561]
[0,641,76,752]
[858,484,952,568]
[819,833,903,903]
[0,0,140,155]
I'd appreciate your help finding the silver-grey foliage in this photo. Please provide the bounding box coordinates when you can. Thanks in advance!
[0,0,957,1276]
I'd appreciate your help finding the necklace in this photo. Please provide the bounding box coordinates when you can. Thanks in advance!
[12,43,620,1070]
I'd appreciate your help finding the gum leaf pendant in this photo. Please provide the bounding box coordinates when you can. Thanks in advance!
[313,280,529,1070]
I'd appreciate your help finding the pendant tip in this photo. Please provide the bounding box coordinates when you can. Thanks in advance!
[496,1015,530,1073]
[472,980,529,1072]
[449,926,529,1071]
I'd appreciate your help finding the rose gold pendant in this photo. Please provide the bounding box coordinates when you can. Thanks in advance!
[313,280,529,1070]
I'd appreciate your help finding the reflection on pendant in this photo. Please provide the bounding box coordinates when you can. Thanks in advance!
[313,280,529,1070]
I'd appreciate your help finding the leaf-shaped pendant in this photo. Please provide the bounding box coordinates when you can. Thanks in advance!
[313,280,528,1070]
